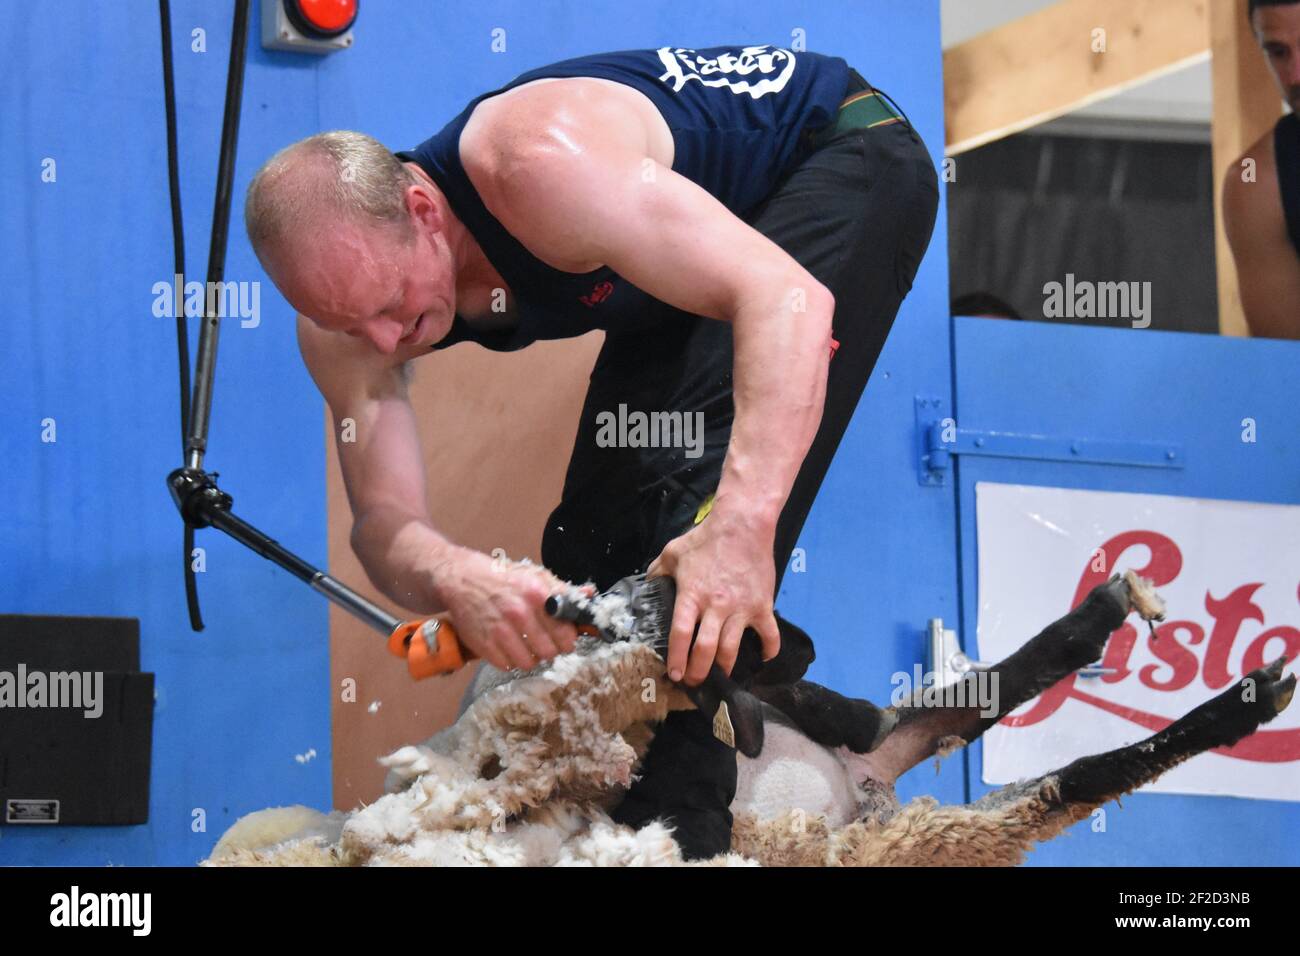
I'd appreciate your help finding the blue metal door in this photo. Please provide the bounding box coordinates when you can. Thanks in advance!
[943,316,1300,865]
[779,308,966,808]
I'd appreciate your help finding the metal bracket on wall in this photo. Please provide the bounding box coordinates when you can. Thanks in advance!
[926,617,1115,689]
[915,395,1184,486]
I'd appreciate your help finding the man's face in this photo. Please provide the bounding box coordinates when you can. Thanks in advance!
[267,209,455,355]
[1254,4,1300,114]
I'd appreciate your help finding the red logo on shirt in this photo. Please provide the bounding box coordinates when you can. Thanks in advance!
[580,280,615,308]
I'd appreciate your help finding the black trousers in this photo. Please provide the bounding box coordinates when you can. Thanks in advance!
[540,73,939,859]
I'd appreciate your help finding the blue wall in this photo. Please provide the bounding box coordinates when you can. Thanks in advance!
[1,0,948,864]
[1,1,330,865]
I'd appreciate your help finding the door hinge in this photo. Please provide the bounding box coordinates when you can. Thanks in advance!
[915,395,1184,486]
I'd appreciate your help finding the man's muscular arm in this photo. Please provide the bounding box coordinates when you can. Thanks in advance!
[296,315,579,670]
[473,87,834,684]
[297,315,448,609]
[1224,138,1300,340]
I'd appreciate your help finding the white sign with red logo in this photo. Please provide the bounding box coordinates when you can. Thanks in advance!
[976,482,1300,802]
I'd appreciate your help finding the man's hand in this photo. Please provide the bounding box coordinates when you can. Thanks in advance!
[432,546,591,672]
[647,506,781,686]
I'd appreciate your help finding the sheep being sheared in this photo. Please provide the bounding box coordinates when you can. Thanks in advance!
[207,571,1294,866]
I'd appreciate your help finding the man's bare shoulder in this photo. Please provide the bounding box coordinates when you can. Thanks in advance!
[1224,123,1300,339]
[1225,127,1281,216]
[460,76,670,168]
[456,77,673,272]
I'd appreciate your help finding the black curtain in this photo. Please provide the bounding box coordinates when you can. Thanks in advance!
[947,132,1218,334]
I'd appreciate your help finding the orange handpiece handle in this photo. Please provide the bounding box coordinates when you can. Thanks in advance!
[387,617,604,681]
[387,617,476,680]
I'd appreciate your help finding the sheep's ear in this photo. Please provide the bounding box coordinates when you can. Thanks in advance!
[681,673,766,758]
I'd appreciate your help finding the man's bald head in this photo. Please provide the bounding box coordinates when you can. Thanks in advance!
[244,131,460,354]
[244,130,416,266]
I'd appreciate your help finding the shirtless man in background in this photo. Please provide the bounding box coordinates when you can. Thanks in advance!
[1224,0,1300,340]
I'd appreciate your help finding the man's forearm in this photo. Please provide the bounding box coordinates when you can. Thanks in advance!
[711,280,835,529]
[350,504,461,613]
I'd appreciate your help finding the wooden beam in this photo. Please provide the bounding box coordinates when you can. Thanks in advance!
[945,0,1210,155]
[1209,0,1285,337]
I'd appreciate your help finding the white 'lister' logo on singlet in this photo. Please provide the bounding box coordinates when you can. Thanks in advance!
[655,45,797,98]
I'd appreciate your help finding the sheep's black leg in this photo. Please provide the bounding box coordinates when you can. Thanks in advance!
[750,574,1145,759]
[751,680,898,753]
[744,572,1164,768]
[853,659,1296,866]
[865,572,1155,782]
[1038,657,1295,809]
[733,614,896,754]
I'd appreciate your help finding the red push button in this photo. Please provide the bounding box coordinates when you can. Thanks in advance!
[287,0,357,38]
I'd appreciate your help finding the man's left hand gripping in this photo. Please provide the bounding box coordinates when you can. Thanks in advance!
[647,504,781,687]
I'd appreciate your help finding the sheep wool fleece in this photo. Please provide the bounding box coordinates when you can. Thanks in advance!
[206,637,1083,868]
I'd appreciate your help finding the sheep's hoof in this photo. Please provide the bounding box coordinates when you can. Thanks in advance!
[1191,656,1295,750]
[1245,657,1295,719]
[1120,569,1166,622]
